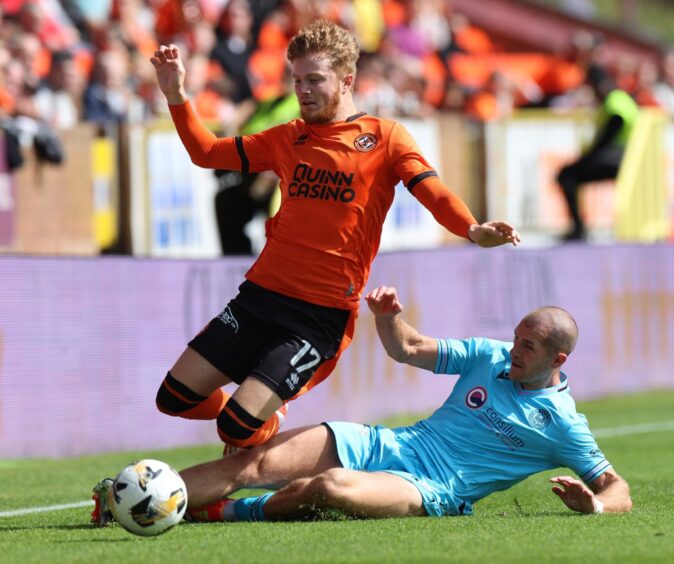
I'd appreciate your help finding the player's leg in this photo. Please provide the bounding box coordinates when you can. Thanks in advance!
[263,469,426,520]
[225,421,431,521]
[156,347,233,420]
[216,376,287,448]
[156,295,269,422]
[215,331,335,449]
[223,309,355,449]
[183,423,340,509]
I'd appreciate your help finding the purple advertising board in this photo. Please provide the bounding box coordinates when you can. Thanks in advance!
[1,245,674,458]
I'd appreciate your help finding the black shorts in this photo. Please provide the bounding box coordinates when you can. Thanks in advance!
[188,281,351,400]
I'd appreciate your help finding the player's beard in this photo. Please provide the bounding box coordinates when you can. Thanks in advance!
[302,89,342,124]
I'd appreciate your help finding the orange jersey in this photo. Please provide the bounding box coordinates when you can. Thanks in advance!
[170,102,476,309]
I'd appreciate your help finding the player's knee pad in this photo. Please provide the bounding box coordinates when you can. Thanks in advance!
[156,372,207,416]
[216,398,265,447]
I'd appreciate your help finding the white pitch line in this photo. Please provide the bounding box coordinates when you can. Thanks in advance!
[0,500,93,518]
[593,419,674,438]
[1,419,673,518]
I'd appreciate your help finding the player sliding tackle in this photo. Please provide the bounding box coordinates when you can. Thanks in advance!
[178,286,631,521]
[92,18,521,526]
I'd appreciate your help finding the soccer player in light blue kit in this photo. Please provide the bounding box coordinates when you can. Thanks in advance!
[179,286,632,521]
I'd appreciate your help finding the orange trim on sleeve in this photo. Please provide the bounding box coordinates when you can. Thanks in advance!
[411,175,476,239]
[169,100,242,169]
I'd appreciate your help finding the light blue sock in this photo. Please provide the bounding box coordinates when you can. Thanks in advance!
[233,493,274,522]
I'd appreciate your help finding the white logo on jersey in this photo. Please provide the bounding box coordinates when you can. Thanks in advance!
[528,408,552,429]
[216,306,239,333]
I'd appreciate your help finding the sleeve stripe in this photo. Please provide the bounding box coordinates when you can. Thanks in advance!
[581,460,612,483]
[406,170,438,193]
[235,136,249,175]
[435,338,449,373]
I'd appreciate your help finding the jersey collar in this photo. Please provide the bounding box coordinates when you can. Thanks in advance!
[304,112,367,130]
[501,363,570,396]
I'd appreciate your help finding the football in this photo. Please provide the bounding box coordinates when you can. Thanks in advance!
[109,459,187,536]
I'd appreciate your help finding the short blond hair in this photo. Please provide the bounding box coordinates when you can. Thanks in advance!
[287,19,359,78]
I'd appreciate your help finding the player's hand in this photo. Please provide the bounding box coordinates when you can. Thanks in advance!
[468,221,521,247]
[150,44,187,105]
[365,286,403,317]
[549,476,597,514]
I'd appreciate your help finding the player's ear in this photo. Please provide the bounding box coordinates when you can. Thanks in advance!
[342,73,354,92]
[552,352,568,368]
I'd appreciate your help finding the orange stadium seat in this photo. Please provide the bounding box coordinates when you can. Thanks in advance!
[421,52,448,107]
[381,0,407,27]
[257,20,289,50]
[453,25,496,54]
[449,53,584,95]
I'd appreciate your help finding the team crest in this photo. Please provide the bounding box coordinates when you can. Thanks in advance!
[354,133,377,152]
[528,408,552,429]
[465,386,487,409]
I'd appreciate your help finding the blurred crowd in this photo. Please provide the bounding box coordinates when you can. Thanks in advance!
[1,0,674,148]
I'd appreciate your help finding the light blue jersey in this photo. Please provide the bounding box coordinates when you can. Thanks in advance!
[328,338,611,516]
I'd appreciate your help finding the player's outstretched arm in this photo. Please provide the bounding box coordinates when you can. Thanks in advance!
[549,470,632,514]
[411,176,520,247]
[468,221,521,248]
[150,44,242,169]
[365,286,438,371]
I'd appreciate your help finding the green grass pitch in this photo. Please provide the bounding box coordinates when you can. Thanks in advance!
[1,391,673,563]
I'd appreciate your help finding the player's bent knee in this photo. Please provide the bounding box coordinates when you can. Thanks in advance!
[156,371,208,416]
[216,398,265,447]
[308,469,352,502]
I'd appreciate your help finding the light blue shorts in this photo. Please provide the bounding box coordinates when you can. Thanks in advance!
[324,422,469,516]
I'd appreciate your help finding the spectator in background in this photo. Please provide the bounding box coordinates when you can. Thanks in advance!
[630,59,661,108]
[0,42,12,116]
[2,56,38,120]
[548,30,605,109]
[83,49,132,123]
[184,52,236,124]
[8,31,46,93]
[464,70,515,122]
[464,70,543,122]
[447,11,494,56]
[33,49,83,129]
[153,0,204,46]
[16,0,79,51]
[556,64,639,241]
[109,0,158,60]
[210,0,256,103]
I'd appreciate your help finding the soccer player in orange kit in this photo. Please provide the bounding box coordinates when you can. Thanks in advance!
[149,20,520,452]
